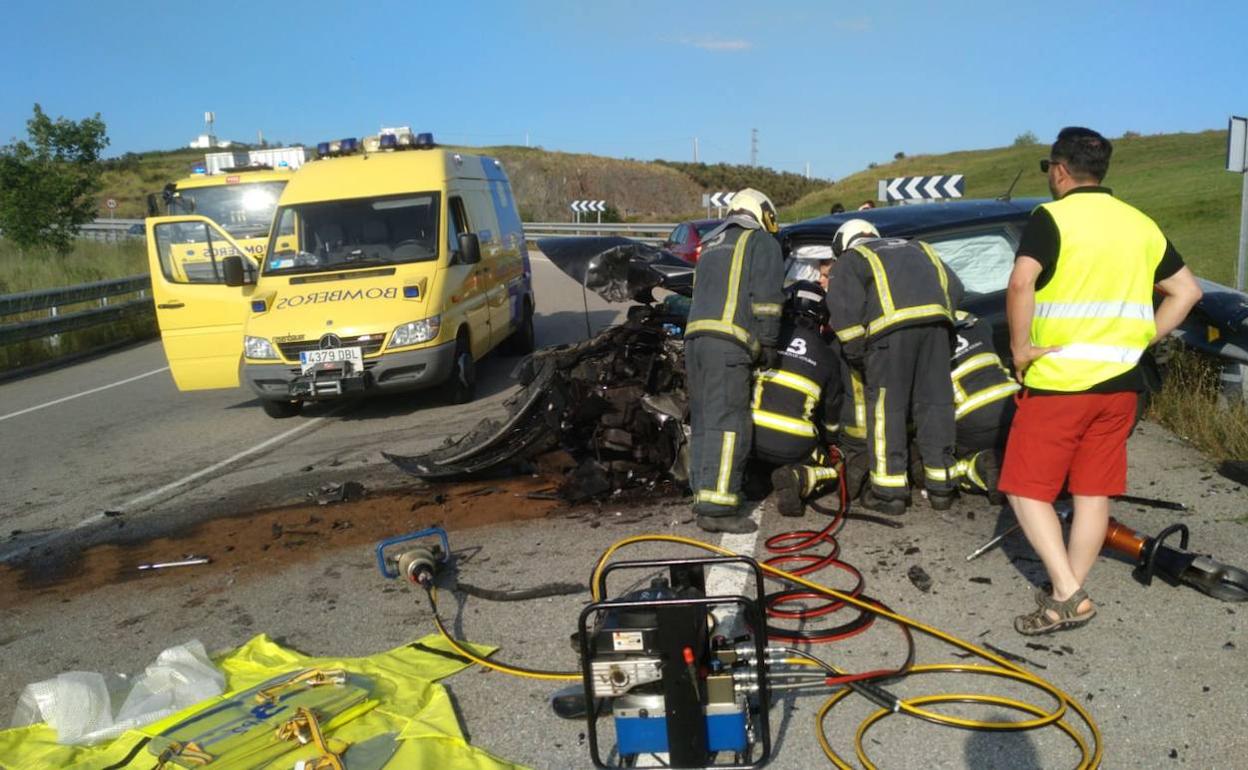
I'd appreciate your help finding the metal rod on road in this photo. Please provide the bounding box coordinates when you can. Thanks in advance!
[966,523,1022,562]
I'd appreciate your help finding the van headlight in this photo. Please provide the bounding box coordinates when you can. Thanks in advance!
[390,315,442,348]
[244,335,279,360]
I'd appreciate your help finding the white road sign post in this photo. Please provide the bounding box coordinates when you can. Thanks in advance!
[106,198,117,219]
[702,191,733,217]
[1228,116,1248,291]
[570,200,607,225]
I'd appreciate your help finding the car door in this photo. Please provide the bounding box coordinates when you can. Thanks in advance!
[465,187,513,348]
[445,194,492,359]
[146,215,259,390]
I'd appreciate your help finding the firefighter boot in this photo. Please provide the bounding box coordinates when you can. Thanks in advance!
[860,489,906,516]
[770,466,805,517]
[696,514,758,534]
[928,490,957,511]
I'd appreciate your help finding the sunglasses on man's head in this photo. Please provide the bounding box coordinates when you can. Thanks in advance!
[1039,159,1063,173]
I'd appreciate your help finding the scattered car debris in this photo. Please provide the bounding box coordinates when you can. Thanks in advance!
[315,481,367,505]
[386,305,691,503]
[137,557,210,571]
[982,641,1047,670]
[907,565,933,593]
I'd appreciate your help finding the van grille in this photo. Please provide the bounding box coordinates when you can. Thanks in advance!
[277,334,385,362]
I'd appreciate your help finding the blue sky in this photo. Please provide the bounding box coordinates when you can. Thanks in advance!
[1,0,1244,180]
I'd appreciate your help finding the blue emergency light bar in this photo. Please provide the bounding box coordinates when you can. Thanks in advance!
[315,131,434,158]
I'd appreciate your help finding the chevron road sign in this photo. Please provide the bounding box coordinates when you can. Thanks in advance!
[877,174,965,203]
[701,191,734,208]
[570,200,607,213]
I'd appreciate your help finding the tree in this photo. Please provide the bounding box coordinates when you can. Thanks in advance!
[894,151,906,160]
[1012,131,1040,147]
[0,104,109,253]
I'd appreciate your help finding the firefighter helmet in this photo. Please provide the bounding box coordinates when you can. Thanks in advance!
[831,218,880,256]
[786,280,829,325]
[729,188,780,234]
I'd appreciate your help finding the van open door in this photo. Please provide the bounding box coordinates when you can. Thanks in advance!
[146,215,260,390]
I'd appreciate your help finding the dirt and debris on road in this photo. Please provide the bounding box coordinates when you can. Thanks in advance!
[0,471,570,610]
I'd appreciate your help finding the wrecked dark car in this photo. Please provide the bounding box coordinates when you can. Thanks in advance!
[387,199,1248,500]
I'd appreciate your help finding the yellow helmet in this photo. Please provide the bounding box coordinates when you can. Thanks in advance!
[831,218,880,256]
[728,188,779,234]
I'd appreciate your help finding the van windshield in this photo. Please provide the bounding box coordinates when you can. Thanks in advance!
[167,181,285,239]
[263,192,442,275]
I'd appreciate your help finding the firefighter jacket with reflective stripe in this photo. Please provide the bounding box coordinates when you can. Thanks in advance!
[686,226,785,360]
[1025,192,1165,391]
[827,237,964,346]
[951,317,1019,423]
[752,319,842,463]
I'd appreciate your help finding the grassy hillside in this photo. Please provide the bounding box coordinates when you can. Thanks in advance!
[786,130,1243,284]
[97,145,713,222]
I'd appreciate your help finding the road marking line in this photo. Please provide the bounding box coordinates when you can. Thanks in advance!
[705,503,764,637]
[0,408,341,564]
[121,411,339,511]
[0,367,170,423]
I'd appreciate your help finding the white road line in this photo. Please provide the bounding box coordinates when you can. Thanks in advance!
[0,367,170,423]
[705,504,764,637]
[0,409,340,564]
[121,412,338,511]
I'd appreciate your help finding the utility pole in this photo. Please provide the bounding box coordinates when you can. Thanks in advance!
[693,137,699,163]
[525,131,530,148]
[805,161,810,179]
[750,128,758,166]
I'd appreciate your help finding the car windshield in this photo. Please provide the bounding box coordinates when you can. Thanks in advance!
[167,181,285,239]
[263,192,441,275]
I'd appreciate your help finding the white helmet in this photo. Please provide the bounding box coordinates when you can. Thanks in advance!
[831,218,880,256]
[728,188,779,234]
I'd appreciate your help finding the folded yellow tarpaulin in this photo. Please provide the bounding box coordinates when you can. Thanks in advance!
[0,633,530,770]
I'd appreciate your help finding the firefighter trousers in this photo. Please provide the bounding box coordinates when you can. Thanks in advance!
[837,365,870,499]
[954,399,1014,494]
[687,336,754,517]
[864,325,957,500]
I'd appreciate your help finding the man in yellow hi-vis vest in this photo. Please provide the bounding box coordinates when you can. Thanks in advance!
[685,189,786,533]
[1001,127,1202,635]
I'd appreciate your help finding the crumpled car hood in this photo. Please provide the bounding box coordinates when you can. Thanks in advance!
[538,237,694,303]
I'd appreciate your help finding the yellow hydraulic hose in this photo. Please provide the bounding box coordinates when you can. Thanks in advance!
[427,533,1103,768]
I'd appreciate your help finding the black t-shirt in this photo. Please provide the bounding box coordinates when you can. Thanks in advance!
[1014,187,1186,393]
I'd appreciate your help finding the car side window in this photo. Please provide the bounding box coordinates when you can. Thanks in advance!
[448,196,470,256]
[923,225,1022,294]
[670,224,689,245]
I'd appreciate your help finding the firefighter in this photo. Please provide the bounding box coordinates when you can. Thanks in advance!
[685,188,786,533]
[950,312,1019,503]
[752,281,844,516]
[826,219,964,515]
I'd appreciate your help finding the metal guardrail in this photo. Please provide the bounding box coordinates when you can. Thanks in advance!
[0,275,152,347]
[2,220,673,347]
[522,222,677,245]
[78,218,144,243]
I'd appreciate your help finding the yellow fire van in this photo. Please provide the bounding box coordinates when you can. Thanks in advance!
[145,131,535,417]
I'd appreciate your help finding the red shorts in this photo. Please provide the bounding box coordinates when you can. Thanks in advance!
[997,390,1137,502]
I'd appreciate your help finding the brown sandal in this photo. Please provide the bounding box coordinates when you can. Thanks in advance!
[1015,588,1096,635]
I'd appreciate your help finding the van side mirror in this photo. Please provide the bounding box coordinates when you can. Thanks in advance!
[458,232,481,265]
[222,255,249,287]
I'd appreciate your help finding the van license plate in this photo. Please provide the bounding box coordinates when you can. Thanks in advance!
[300,347,363,373]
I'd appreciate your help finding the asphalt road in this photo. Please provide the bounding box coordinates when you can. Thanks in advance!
[0,253,622,560]
[2,254,1248,769]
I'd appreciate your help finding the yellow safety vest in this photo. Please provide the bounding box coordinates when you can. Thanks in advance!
[1025,191,1165,391]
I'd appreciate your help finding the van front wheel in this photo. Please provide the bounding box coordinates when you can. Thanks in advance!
[441,335,477,404]
[261,399,301,418]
